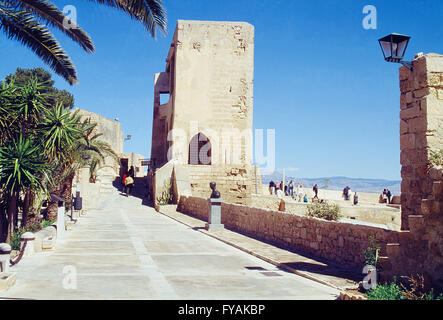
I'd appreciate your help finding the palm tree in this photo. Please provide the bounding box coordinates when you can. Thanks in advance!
[0,79,17,145]
[0,134,50,242]
[61,122,119,209]
[0,0,167,84]
[40,106,118,219]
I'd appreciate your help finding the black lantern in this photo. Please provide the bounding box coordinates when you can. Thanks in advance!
[378,33,412,70]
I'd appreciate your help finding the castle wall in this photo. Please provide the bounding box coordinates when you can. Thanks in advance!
[150,21,256,205]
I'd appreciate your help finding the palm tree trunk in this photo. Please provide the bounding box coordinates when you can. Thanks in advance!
[6,191,18,244]
[22,190,32,227]
[61,172,75,211]
[0,210,7,243]
[46,199,58,221]
[46,188,59,221]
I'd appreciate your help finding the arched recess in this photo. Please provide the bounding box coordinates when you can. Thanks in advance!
[189,133,212,165]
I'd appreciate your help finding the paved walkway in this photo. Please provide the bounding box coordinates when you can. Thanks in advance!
[1,188,341,300]
[158,206,364,293]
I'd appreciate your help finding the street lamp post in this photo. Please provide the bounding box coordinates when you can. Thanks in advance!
[378,33,412,70]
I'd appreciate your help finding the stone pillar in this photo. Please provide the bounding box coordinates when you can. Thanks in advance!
[57,205,65,240]
[205,198,224,231]
[20,232,35,257]
[0,243,11,273]
[399,53,443,230]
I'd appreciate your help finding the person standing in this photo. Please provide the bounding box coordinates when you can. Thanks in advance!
[382,189,387,203]
[297,183,303,202]
[269,180,275,195]
[122,171,128,192]
[128,165,135,178]
[288,180,294,198]
[276,186,283,199]
[313,184,319,200]
[343,186,350,200]
[386,189,392,204]
[124,175,134,197]
[353,192,359,205]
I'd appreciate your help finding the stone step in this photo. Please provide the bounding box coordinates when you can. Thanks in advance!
[386,243,401,256]
[408,215,425,231]
[433,181,443,197]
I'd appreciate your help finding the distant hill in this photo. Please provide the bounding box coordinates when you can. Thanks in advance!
[261,172,401,195]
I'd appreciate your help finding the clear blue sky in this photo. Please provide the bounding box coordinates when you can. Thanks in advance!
[1,0,442,180]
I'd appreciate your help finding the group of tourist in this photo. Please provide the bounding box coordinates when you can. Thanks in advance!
[121,166,135,197]
[269,180,364,206]
[268,180,309,202]
[382,188,392,204]
[342,186,358,205]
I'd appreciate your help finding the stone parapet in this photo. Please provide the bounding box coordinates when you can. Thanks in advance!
[177,195,400,269]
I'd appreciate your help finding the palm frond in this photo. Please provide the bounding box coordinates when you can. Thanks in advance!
[13,0,95,53]
[85,0,167,37]
[0,4,78,84]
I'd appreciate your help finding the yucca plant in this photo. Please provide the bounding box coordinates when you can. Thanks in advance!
[38,102,83,160]
[0,134,50,243]
[40,108,118,218]
[0,0,167,84]
[0,79,18,144]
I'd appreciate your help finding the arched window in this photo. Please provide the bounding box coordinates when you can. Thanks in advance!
[189,133,211,165]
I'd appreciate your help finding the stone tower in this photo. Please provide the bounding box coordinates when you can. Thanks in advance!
[150,20,257,205]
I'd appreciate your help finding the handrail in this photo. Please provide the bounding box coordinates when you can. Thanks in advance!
[9,239,29,266]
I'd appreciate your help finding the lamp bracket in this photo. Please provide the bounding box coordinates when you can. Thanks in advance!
[400,61,413,71]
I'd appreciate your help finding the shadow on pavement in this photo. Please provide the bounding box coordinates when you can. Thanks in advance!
[176,209,362,284]
[112,177,154,208]
[279,261,362,283]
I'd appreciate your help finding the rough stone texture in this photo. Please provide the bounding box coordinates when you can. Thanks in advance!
[150,20,255,206]
[77,108,123,175]
[378,53,443,290]
[187,164,253,205]
[177,195,400,269]
[399,54,443,229]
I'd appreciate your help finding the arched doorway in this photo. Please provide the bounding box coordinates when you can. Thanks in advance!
[189,133,211,165]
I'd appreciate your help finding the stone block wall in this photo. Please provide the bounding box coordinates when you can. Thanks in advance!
[187,164,254,205]
[399,53,443,229]
[177,195,400,269]
[381,53,443,289]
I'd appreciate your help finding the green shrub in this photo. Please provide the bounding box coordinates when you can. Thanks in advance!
[41,219,55,229]
[156,178,173,205]
[9,218,54,250]
[10,228,26,251]
[366,281,403,300]
[429,149,443,167]
[306,201,341,221]
[363,235,381,270]
[366,275,443,300]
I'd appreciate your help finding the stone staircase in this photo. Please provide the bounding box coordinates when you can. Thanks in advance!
[96,167,118,194]
[379,180,442,285]
[98,174,117,193]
